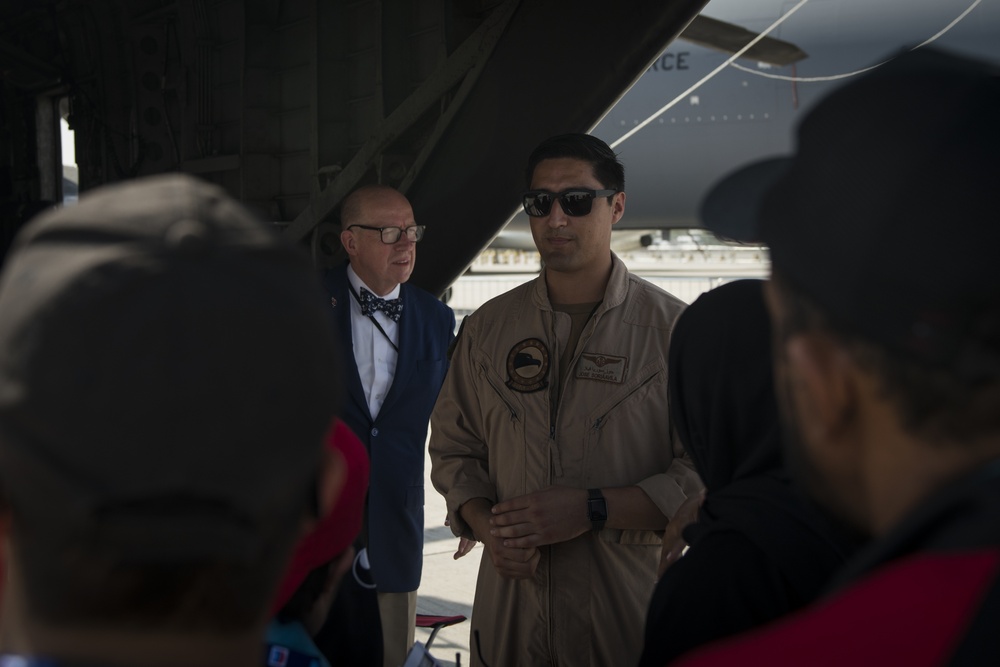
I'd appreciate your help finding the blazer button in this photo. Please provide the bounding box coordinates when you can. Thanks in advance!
[371,427,379,437]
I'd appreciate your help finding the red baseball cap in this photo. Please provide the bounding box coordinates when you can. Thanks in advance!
[272,418,370,613]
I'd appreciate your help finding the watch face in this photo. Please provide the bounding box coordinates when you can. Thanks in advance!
[588,498,608,522]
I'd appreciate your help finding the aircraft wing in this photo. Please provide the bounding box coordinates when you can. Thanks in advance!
[679,14,807,66]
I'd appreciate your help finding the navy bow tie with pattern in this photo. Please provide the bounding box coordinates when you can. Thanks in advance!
[359,287,403,321]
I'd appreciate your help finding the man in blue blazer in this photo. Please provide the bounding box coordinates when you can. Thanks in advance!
[318,184,454,667]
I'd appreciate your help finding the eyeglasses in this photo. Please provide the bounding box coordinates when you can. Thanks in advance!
[522,189,618,217]
[347,224,426,244]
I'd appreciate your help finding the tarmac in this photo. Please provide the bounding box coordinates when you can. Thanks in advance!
[415,445,481,667]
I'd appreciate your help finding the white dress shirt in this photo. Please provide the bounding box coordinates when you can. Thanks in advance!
[347,265,400,419]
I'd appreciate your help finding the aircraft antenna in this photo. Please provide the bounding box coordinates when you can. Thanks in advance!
[610,0,811,148]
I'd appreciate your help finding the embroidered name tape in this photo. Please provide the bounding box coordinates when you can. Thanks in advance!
[576,353,628,383]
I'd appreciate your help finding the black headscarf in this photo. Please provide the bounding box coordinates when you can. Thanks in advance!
[640,280,861,667]
[667,279,854,594]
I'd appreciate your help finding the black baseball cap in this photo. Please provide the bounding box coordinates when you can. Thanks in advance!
[700,47,1000,377]
[0,174,340,561]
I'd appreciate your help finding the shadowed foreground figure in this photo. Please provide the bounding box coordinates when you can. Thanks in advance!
[0,174,343,667]
[678,47,1000,667]
[639,280,855,667]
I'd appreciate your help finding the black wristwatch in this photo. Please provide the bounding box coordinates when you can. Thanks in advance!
[587,488,608,531]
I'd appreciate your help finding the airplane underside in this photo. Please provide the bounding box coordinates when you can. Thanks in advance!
[0,0,709,296]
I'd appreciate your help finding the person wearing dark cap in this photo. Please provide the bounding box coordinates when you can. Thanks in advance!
[0,174,344,667]
[266,419,370,667]
[675,47,1000,666]
[638,280,857,667]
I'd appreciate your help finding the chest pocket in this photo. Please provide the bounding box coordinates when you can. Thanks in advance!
[472,350,532,494]
[583,358,668,486]
[477,355,521,427]
[584,359,669,546]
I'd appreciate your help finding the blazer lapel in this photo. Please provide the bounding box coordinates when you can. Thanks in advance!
[379,284,416,415]
[330,269,373,423]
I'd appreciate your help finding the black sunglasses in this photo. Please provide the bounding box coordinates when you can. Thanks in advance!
[522,188,617,217]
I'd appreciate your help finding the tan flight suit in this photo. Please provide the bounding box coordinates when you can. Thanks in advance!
[430,253,703,666]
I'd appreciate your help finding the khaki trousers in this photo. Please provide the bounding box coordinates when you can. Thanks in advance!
[377,589,417,667]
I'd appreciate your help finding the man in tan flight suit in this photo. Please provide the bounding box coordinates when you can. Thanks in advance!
[430,133,703,666]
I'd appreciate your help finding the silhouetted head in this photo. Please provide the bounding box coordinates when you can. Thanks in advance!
[701,47,1000,535]
[0,173,342,633]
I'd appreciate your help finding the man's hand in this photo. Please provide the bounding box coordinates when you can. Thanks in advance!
[445,515,478,560]
[657,489,706,578]
[461,498,540,579]
[453,536,477,560]
[490,485,589,548]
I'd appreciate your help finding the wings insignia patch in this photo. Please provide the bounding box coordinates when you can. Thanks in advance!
[576,353,628,383]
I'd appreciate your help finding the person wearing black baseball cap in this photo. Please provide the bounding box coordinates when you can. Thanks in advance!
[0,174,345,667]
[676,47,1000,666]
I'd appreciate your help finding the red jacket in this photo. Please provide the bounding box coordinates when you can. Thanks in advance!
[673,464,1000,667]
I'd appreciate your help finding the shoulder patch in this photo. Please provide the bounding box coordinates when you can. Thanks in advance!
[506,338,549,393]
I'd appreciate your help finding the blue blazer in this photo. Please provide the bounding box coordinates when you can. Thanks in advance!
[323,265,454,592]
